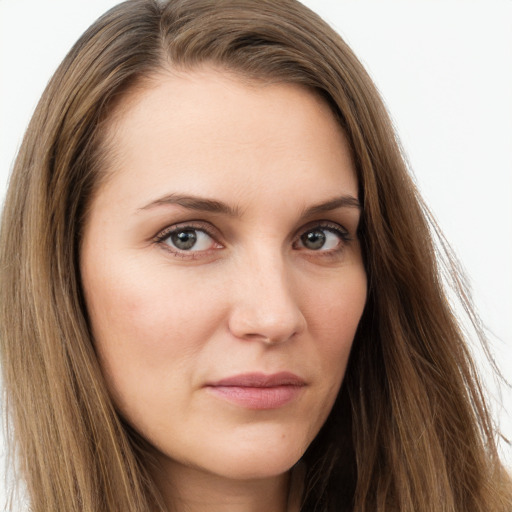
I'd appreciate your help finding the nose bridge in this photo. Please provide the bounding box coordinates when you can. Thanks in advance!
[228,244,305,344]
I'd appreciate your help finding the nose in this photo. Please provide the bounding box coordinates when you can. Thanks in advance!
[227,252,306,345]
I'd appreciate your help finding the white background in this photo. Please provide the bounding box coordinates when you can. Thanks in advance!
[1,0,511,506]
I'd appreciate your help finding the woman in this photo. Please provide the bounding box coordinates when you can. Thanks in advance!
[0,0,510,511]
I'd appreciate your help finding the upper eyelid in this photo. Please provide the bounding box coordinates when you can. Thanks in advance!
[293,220,350,239]
[154,221,220,241]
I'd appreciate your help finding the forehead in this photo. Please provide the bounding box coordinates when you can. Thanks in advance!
[94,67,357,212]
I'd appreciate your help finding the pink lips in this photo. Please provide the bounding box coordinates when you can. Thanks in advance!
[205,372,306,410]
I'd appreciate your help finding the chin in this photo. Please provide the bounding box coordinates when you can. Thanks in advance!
[198,430,310,480]
[211,454,302,481]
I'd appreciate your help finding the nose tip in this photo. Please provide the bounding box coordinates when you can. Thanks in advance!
[229,311,305,345]
[227,270,306,345]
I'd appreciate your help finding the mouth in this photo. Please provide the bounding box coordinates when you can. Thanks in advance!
[205,372,306,410]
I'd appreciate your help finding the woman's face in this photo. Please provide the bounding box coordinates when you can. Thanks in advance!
[80,69,367,482]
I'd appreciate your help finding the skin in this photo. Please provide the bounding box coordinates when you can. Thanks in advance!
[80,68,367,512]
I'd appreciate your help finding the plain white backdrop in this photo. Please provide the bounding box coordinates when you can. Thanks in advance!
[1,0,511,506]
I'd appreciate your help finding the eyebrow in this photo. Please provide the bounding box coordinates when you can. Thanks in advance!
[139,194,241,216]
[138,193,361,217]
[301,195,361,217]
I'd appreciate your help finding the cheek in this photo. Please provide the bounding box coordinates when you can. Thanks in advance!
[301,264,367,413]
[81,254,224,398]
[88,246,212,327]
[307,265,367,350]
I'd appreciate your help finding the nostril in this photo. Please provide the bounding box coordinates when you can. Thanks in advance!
[241,332,291,345]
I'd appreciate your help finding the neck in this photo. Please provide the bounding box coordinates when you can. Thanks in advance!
[153,462,295,512]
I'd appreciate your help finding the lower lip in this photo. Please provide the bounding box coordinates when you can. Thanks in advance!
[206,385,303,410]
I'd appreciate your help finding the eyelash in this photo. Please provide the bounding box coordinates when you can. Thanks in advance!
[294,222,352,255]
[153,221,220,259]
[153,221,352,259]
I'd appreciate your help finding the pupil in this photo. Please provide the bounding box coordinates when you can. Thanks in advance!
[302,230,325,250]
[171,230,197,250]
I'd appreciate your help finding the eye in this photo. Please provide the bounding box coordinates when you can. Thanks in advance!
[296,225,350,252]
[156,225,220,254]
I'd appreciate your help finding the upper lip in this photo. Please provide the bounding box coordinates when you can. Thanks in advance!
[207,372,306,388]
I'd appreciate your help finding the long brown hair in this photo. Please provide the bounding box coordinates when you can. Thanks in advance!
[1,1,510,511]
